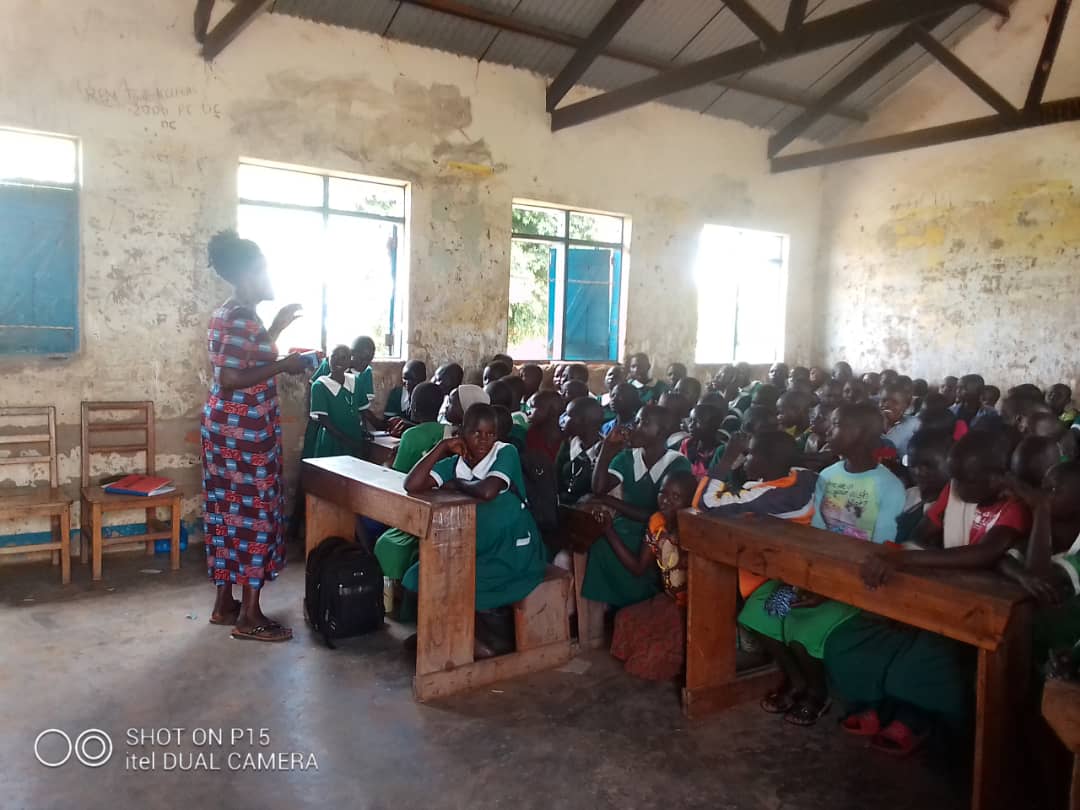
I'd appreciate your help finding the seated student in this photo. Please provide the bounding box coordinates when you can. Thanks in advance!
[501,375,528,428]
[565,363,590,390]
[739,403,906,727]
[483,360,511,387]
[492,405,515,447]
[674,375,703,408]
[982,384,1001,411]
[729,363,760,418]
[862,372,882,403]
[1012,435,1062,488]
[939,375,959,404]
[803,404,835,455]
[951,374,1000,430]
[403,403,546,657]
[485,378,527,446]
[700,390,740,441]
[767,362,790,392]
[627,352,668,404]
[584,404,692,609]
[788,366,813,394]
[1047,383,1078,426]
[432,363,464,398]
[831,433,1030,753]
[880,368,899,390]
[919,392,965,441]
[606,470,699,681]
[809,366,828,389]
[841,379,867,405]
[557,396,606,505]
[679,403,726,478]
[440,384,490,435]
[911,378,929,414]
[491,352,513,370]
[777,390,814,452]
[896,429,952,543]
[561,378,591,404]
[831,361,854,384]
[551,363,568,393]
[601,365,625,419]
[695,430,817,600]
[742,405,778,437]
[658,391,691,449]
[880,383,919,459]
[666,362,688,390]
[752,383,781,411]
[373,383,448,590]
[601,383,641,438]
[1028,410,1078,461]
[520,363,543,406]
[525,390,565,463]
[307,344,369,458]
[384,360,427,431]
[816,379,843,412]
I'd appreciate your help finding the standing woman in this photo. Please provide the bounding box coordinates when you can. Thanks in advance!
[202,230,306,642]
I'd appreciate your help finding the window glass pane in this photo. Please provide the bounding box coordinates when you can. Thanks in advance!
[328,177,405,218]
[239,204,325,350]
[324,216,397,355]
[512,204,564,238]
[0,130,77,185]
[238,163,323,207]
[693,227,736,364]
[563,246,615,361]
[508,238,557,360]
[569,211,622,244]
[734,262,782,363]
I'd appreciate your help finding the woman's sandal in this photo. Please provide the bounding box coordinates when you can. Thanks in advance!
[209,599,242,626]
[870,721,926,757]
[230,622,293,643]
[840,709,881,736]
[784,696,832,727]
[760,688,802,714]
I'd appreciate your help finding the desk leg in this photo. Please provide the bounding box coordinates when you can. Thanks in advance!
[682,551,777,719]
[304,494,357,558]
[972,606,1032,810]
[573,552,605,650]
[413,505,476,701]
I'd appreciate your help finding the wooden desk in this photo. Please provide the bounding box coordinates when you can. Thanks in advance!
[1043,679,1080,809]
[303,456,572,701]
[365,434,400,466]
[679,509,1031,810]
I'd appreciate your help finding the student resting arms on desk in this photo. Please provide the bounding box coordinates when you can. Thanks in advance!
[584,404,692,610]
[738,402,906,727]
[402,402,546,658]
[604,470,698,680]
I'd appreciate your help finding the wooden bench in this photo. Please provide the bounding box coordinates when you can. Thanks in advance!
[303,456,572,701]
[1044,679,1080,809]
[679,509,1031,810]
[560,503,606,649]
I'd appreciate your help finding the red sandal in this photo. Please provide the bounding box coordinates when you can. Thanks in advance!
[871,721,926,757]
[840,709,881,737]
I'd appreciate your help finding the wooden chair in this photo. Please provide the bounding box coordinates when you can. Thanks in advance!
[0,406,71,584]
[80,401,182,581]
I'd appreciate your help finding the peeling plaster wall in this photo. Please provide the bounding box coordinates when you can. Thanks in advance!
[816,0,1080,388]
[0,0,824,542]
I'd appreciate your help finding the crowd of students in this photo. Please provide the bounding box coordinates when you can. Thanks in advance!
[300,344,1080,756]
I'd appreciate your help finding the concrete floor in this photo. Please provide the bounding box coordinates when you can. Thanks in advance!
[0,544,972,810]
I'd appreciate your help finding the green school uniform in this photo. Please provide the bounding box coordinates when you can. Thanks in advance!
[300,359,332,459]
[384,386,409,420]
[510,422,528,448]
[511,411,529,428]
[630,379,668,405]
[583,448,692,607]
[402,442,545,610]
[373,421,448,580]
[309,373,367,458]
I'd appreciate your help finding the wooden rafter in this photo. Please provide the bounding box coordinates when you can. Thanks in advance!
[194,0,215,44]
[722,0,780,48]
[912,26,1018,117]
[1025,0,1072,110]
[201,0,273,61]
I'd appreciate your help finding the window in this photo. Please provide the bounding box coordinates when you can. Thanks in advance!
[694,224,787,364]
[0,128,80,355]
[507,202,626,361]
[237,161,407,356]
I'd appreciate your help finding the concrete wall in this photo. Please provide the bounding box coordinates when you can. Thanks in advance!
[0,0,824,540]
[815,0,1080,389]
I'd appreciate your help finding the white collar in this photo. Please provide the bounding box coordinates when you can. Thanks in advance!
[632,448,683,483]
[570,436,601,462]
[629,378,653,389]
[455,441,508,481]
[317,372,356,397]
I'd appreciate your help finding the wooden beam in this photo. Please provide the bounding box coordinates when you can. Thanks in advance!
[912,26,1018,117]
[979,0,1012,17]
[1025,0,1072,110]
[551,0,973,131]
[784,0,809,37]
[546,0,646,112]
[194,0,215,44]
[396,0,867,121]
[722,0,780,47]
[770,95,1080,172]
[768,24,925,157]
[201,0,272,61]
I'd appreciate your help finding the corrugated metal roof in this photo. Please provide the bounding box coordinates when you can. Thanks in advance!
[271,0,995,144]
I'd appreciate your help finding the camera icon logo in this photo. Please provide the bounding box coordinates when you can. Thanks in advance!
[34,729,113,768]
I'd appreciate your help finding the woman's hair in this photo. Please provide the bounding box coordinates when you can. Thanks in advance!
[207,229,261,284]
[463,402,497,433]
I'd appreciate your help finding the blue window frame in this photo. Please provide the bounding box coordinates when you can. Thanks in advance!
[507,202,625,362]
[0,128,80,355]
[236,161,406,357]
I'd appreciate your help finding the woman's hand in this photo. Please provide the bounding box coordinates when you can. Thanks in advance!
[269,304,303,339]
[281,353,309,375]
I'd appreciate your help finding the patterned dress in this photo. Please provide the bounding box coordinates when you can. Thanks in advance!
[201,302,286,590]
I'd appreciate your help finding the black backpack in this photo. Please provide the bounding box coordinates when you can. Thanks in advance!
[510,449,561,540]
[304,536,385,649]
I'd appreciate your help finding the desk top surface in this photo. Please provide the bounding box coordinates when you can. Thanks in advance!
[303,456,474,508]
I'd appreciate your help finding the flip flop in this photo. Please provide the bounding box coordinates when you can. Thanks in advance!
[870,721,926,757]
[784,696,832,727]
[760,688,802,714]
[841,709,881,737]
[208,599,242,626]
[231,622,293,643]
